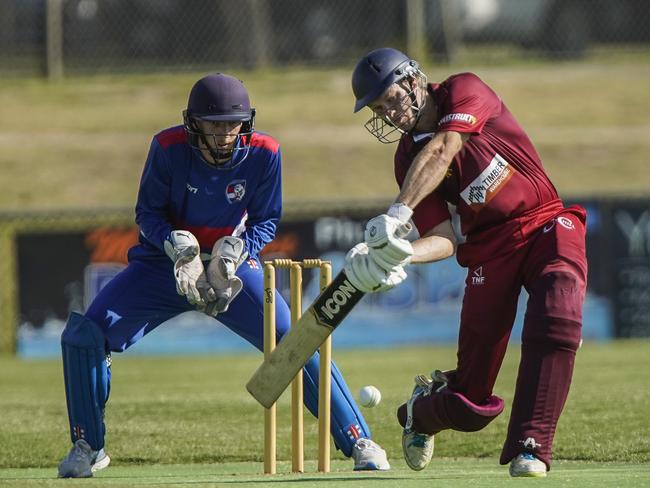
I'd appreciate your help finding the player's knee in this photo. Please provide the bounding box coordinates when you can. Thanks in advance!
[525,267,584,351]
[527,265,584,336]
[397,389,504,435]
[61,312,107,349]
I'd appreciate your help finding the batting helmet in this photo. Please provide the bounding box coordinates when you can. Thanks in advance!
[351,48,420,113]
[183,73,256,169]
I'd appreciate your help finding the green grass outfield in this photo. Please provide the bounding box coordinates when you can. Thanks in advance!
[1,341,649,486]
[2,460,650,488]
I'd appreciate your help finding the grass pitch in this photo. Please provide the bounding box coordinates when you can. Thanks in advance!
[0,341,649,486]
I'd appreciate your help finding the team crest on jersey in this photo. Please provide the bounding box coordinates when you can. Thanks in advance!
[225,179,246,204]
[460,153,515,211]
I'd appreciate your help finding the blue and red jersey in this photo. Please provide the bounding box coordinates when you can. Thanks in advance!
[132,125,282,260]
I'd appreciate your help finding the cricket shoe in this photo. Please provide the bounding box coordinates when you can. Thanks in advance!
[352,438,390,471]
[401,370,448,471]
[58,439,111,478]
[509,452,547,478]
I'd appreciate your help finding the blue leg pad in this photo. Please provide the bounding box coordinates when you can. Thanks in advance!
[303,353,371,457]
[61,312,111,451]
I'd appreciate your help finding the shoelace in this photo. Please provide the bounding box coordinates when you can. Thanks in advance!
[355,439,379,452]
[70,446,91,463]
[520,453,537,461]
[408,433,430,448]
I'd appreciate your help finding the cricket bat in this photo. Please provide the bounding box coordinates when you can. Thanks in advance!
[246,270,365,408]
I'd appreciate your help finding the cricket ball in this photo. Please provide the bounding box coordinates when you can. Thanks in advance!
[358,385,381,408]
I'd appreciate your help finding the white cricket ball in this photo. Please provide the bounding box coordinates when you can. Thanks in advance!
[358,385,381,408]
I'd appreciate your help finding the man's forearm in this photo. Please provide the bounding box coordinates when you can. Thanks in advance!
[396,131,466,209]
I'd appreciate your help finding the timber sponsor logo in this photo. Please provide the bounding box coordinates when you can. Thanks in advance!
[314,273,364,329]
[439,112,477,126]
[460,153,514,210]
[471,266,485,285]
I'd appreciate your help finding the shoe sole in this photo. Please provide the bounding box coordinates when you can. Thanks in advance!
[92,454,111,473]
[510,470,547,478]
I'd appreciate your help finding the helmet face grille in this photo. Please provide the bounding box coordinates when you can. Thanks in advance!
[182,110,256,170]
[362,70,428,144]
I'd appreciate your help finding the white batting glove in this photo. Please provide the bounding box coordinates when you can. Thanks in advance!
[203,236,248,316]
[365,203,415,269]
[344,242,408,293]
[164,230,207,306]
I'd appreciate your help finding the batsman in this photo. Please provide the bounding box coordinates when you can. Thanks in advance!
[345,48,587,477]
[57,73,389,477]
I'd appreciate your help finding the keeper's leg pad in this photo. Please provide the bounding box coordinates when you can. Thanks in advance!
[61,312,111,451]
[397,388,504,435]
[302,353,371,458]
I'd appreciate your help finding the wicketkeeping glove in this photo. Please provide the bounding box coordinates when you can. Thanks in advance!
[203,236,248,316]
[164,230,208,306]
[344,242,408,293]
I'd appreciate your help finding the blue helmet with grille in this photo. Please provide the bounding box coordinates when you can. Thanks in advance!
[183,73,256,169]
[352,48,419,113]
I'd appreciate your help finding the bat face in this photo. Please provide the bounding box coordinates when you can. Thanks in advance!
[246,271,365,408]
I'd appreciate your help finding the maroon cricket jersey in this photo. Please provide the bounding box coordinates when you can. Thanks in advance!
[394,73,580,267]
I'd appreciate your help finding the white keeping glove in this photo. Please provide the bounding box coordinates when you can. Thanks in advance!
[203,236,248,316]
[365,203,415,269]
[164,230,207,306]
[344,242,408,293]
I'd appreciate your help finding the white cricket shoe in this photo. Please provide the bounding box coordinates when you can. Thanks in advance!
[509,452,547,478]
[352,438,390,471]
[402,431,434,471]
[58,439,111,478]
[401,370,448,471]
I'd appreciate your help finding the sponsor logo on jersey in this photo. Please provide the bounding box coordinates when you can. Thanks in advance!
[558,216,575,230]
[439,112,477,126]
[225,179,246,204]
[460,153,514,210]
[471,266,485,285]
[543,216,575,233]
[186,183,198,194]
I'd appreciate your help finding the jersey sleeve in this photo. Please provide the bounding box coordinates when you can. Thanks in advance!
[241,148,282,258]
[134,137,173,252]
[437,73,501,135]
[394,145,451,236]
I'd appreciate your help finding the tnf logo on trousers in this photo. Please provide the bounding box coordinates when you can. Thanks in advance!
[471,266,485,285]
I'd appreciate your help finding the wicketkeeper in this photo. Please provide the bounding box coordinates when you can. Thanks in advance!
[57,73,389,478]
[344,48,587,478]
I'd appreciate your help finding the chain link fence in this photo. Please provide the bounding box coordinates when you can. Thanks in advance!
[2,0,649,77]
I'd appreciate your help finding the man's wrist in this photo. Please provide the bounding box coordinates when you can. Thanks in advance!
[387,202,413,223]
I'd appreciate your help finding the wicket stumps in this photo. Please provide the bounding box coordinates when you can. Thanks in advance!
[263,259,332,474]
